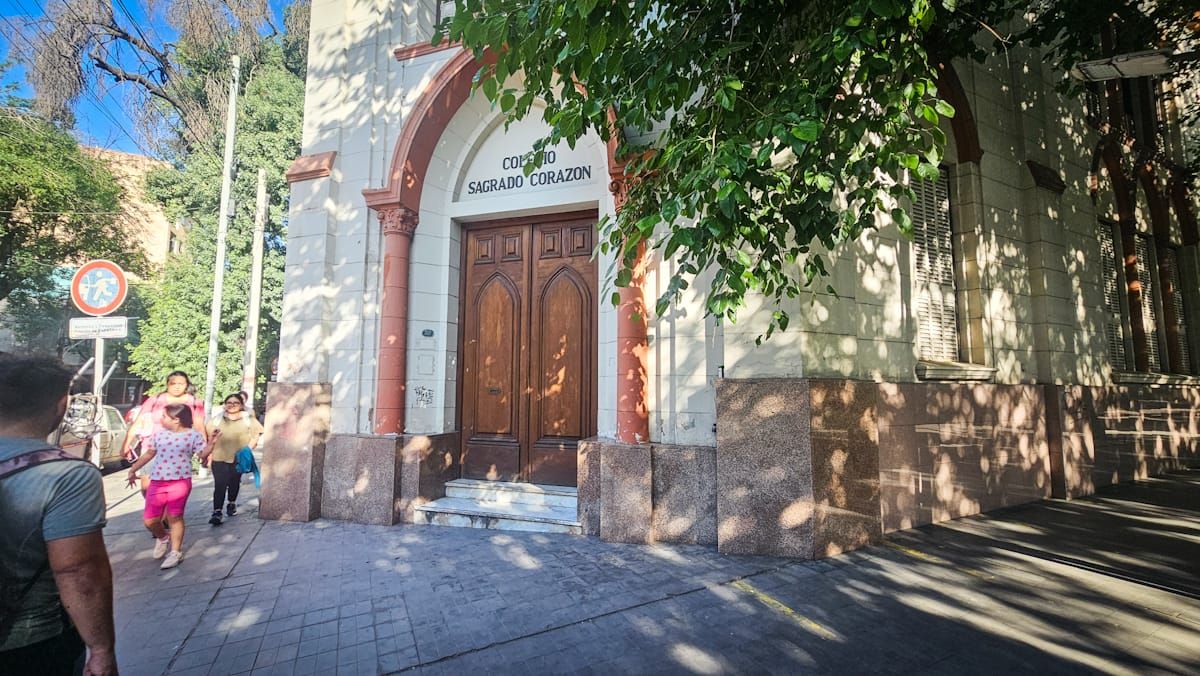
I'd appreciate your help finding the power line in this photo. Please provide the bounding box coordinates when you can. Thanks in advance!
[17,0,225,165]
[106,0,225,162]
[0,9,160,158]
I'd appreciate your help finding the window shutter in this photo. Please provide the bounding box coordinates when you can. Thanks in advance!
[912,167,959,362]
[1161,248,1192,374]
[1097,222,1128,371]
[1134,235,1162,371]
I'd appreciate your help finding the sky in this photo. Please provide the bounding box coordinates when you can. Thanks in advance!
[0,0,292,158]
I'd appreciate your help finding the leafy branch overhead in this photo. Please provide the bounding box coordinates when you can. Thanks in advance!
[438,0,1199,340]
[22,0,307,153]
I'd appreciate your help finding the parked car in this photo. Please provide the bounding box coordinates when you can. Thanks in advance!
[55,402,129,468]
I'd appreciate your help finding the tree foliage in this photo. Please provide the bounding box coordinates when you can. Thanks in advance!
[129,42,303,401]
[23,0,292,151]
[439,0,1200,339]
[0,86,145,306]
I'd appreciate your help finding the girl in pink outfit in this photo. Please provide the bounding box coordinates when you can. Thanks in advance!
[124,404,220,570]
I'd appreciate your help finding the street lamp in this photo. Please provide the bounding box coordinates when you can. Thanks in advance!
[1070,48,1198,81]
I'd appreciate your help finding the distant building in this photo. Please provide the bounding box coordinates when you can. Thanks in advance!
[84,148,185,269]
[266,3,1200,558]
[0,147,181,408]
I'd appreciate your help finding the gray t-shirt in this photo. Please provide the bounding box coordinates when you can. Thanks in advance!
[0,436,107,651]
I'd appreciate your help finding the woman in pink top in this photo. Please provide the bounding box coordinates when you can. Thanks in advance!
[124,404,220,570]
[120,371,208,495]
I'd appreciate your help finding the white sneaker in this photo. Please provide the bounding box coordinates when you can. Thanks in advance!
[160,550,183,570]
[153,537,170,559]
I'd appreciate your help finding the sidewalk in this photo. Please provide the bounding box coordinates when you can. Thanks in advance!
[102,470,1200,675]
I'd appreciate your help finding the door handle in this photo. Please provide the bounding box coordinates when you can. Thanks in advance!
[487,387,502,395]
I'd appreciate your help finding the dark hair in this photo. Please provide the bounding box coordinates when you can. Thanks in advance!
[163,403,194,428]
[165,371,191,386]
[223,393,244,405]
[0,356,73,429]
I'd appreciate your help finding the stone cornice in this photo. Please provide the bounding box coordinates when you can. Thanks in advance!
[393,41,459,62]
[285,151,337,184]
[1026,160,1067,195]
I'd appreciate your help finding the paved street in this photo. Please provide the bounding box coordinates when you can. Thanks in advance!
[102,470,1200,675]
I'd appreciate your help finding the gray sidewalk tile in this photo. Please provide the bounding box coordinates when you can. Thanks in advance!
[98,470,1200,675]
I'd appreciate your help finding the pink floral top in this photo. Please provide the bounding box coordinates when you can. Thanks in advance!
[148,430,205,481]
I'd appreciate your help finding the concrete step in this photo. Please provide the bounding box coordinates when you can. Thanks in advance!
[414,496,581,535]
[444,479,578,508]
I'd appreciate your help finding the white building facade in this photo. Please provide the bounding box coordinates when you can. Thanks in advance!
[260,1,1200,558]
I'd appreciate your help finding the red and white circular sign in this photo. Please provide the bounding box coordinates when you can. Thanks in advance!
[71,260,128,316]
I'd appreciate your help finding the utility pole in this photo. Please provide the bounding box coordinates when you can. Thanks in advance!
[204,54,240,417]
[241,168,267,410]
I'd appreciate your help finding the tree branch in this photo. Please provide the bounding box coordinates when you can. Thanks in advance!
[88,48,184,114]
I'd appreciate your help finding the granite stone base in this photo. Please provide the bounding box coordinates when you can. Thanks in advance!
[808,380,882,557]
[1053,384,1200,498]
[576,439,602,536]
[260,382,331,522]
[397,432,460,524]
[651,444,717,545]
[598,442,652,544]
[578,438,718,545]
[321,435,401,525]
[715,379,816,557]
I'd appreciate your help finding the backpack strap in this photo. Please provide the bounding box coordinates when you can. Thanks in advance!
[0,448,86,481]
[0,447,88,640]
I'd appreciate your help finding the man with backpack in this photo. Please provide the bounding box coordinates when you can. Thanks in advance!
[0,356,117,675]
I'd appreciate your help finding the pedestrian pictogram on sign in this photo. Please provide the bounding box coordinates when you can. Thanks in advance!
[71,260,128,316]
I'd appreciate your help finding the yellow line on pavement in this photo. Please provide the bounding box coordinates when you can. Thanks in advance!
[731,579,839,640]
[884,541,995,581]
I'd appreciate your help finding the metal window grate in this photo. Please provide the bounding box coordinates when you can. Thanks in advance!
[1097,222,1128,370]
[1135,235,1162,371]
[912,167,959,362]
[1161,248,1192,374]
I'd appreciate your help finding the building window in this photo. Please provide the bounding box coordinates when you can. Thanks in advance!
[1160,247,1193,374]
[1097,219,1129,371]
[911,166,960,362]
[1133,234,1163,372]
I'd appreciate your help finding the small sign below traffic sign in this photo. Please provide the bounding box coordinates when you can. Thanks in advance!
[69,316,129,340]
[71,260,128,316]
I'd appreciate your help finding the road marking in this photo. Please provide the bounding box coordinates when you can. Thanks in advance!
[731,579,839,640]
[884,541,996,581]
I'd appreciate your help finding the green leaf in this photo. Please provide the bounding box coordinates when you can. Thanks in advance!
[934,99,956,117]
[481,76,499,101]
[791,120,822,142]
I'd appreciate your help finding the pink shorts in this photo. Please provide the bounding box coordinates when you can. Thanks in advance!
[144,478,192,519]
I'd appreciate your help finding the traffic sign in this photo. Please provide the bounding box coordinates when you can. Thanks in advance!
[71,260,128,316]
[68,316,129,340]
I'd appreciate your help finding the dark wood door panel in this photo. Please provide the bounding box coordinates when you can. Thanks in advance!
[527,220,596,485]
[470,274,520,436]
[462,437,522,482]
[533,268,589,440]
[461,226,529,482]
[460,214,596,487]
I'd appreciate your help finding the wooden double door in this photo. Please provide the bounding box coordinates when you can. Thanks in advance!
[459,212,597,487]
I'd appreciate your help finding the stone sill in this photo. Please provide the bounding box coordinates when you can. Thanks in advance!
[1112,371,1200,386]
[915,360,996,382]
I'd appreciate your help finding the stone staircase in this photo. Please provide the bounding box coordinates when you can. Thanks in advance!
[413,479,581,534]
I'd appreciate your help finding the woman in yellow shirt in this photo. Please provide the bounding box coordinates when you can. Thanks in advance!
[205,393,263,525]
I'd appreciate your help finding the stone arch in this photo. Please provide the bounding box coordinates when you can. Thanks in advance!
[363,49,497,214]
[936,62,983,165]
[363,48,634,436]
